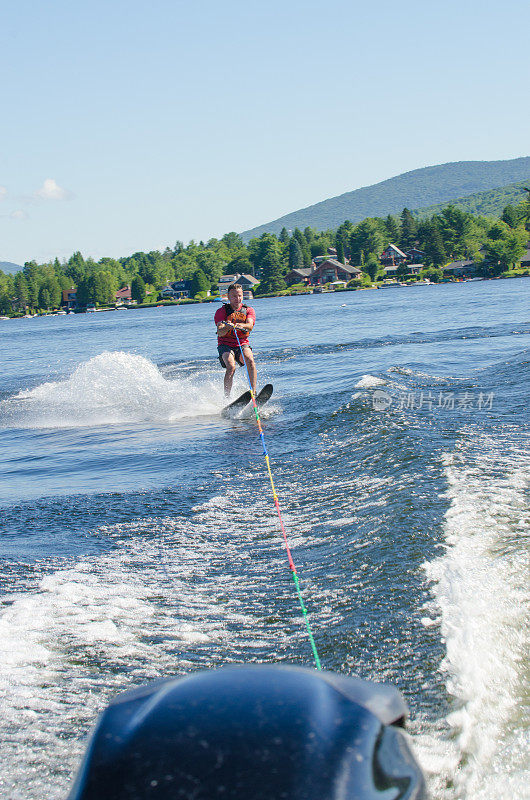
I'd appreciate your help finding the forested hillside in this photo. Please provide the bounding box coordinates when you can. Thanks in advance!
[414,180,530,219]
[242,157,530,239]
[1,191,529,316]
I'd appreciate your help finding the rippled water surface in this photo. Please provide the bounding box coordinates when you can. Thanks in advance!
[1,280,529,799]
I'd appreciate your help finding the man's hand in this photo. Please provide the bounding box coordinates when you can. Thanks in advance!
[217,320,253,335]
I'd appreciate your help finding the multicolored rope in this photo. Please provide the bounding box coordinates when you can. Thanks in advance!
[232,326,322,670]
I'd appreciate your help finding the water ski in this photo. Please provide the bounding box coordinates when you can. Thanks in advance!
[221,390,252,418]
[221,384,273,418]
[255,383,273,407]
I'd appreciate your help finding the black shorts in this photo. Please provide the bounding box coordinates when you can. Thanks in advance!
[218,344,252,368]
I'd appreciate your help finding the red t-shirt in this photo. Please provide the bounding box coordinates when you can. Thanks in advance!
[214,304,256,347]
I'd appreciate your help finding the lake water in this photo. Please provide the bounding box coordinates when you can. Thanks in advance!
[1,280,529,799]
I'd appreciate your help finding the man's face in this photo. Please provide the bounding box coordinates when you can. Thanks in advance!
[228,287,243,309]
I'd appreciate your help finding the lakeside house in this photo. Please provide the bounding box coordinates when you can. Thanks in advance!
[116,286,132,303]
[380,244,408,267]
[285,267,313,285]
[383,254,424,276]
[443,259,478,278]
[61,284,135,310]
[160,280,193,300]
[313,248,338,264]
[405,247,425,264]
[380,244,425,268]
[286,260,361,287]
[384,263,423,276]
[312,259,361,284]
[61,288,77,310]
[442,241,529,277]
[218,273,259,300]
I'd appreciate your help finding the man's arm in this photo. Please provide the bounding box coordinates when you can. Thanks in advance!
[216,308,255,336]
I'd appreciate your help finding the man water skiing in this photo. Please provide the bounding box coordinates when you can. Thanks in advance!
[214,283,257,397]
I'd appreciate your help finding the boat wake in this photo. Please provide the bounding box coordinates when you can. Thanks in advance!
[416,434,529,799]
[0,488,310,799]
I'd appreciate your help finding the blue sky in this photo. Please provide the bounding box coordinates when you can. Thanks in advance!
[1,0,529,265]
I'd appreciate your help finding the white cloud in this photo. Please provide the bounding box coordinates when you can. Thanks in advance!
[11,209,28,220]
[34,178,72,201]
[0,186,7,200]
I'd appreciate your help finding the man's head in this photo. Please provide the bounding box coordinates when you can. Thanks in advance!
[227,283,243,310]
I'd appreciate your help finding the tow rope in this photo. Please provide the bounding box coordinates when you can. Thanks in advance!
[232,326,321,670]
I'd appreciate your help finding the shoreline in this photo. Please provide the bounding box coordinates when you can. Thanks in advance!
[1,273,529,321]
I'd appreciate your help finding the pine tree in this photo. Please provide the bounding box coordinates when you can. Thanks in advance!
[438,206,474,259]
[400,208,418,249]
[301,244,312,268]
[523,190,530,232]
[349,219,384,264]
[279,227,290,245]
[310,240,326,258]
[226,253,253,276]
[257,238,286,294]
[336,221,354,259]
[292,228,311,266]
[501,205,519,228]
[424,220,446,267]
[303,227,314,245]
[38,286,51,310]
[190,269,209,298]
[13,273,29,311]
[66,251,86,283]
[288,238,304,269]
[364,254,380,282]
[336,239,345,264]
[131,275,146,303]
[385,215,400,243]
[221,232,243,252]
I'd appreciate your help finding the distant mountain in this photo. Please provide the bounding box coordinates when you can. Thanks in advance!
[241,157,530,239]
[0,261,23,274]
[413,180,530,219]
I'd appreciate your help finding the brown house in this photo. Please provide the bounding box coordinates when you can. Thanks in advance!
[286,261,361,286]
[61,288,77,309]
[285,267,313,286]
[405,247,425,263]
[116,286,132,302]
[443,259,478,277]
[311,259,361,284]
[380,244,407,266]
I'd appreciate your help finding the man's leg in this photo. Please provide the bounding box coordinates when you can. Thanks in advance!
[221,351,237,397]
[241,347,257,395]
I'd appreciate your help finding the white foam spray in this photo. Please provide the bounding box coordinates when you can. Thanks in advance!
[416,438,529,799]
[1,351,228,428]
[0,488,310,799]
[354,374,387,389]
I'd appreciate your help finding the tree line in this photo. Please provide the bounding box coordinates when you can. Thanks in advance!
[1,194,529,315]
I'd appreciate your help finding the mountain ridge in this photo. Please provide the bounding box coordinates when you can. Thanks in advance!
[413,180,530,219]
[0,261,23,274]
[241,157,530,239]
